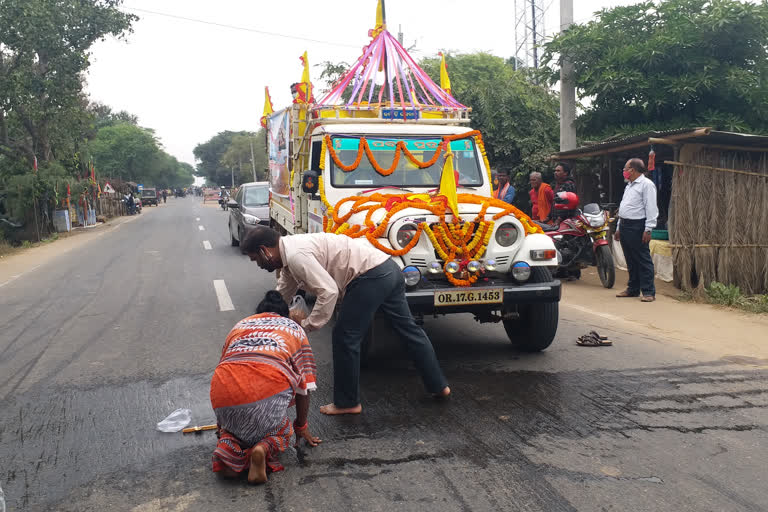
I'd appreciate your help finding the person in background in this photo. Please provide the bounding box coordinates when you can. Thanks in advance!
[528,171,554,222]
[240,226,450,416]
[614,158,658,302]
[162,189,167,204]
[210,290,321,484]
[551,162,577,224]
[493,169,515,204]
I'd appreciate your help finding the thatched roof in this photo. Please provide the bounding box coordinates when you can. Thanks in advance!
[552,128,768,160]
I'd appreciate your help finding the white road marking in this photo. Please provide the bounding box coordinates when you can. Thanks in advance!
[203,240,212,250]
[196,217,200,221]
[198,225,205,231]
[0,265,40,288]
[213,280,234,311]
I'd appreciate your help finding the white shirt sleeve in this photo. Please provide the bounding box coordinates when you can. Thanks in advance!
[644,180,659,231]
[286,253,339,332]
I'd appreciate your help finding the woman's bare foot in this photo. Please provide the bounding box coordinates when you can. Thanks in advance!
[247,445,268,484]
[319,403,362,415]
[433,386,451,398]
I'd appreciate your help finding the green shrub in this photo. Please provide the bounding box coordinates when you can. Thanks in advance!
[705,282,743,306]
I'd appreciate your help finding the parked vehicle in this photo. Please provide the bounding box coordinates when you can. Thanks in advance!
[140,187,158,206]
[228,182,270,247]
[536,192,615,288]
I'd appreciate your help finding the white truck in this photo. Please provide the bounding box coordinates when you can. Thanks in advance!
[266,103,561,353]
[265,12,559,354]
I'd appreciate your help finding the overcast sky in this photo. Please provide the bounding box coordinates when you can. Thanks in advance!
[86,0,638,170]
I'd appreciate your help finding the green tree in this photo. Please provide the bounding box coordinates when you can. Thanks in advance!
[542,0,768,138]
[0,0,136,163]
[87,122,160,182]
[420,53,559,195]
[194,131,253,186]
[221,132,268,184]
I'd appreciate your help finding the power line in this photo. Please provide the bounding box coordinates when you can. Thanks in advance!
[123,6,361,49]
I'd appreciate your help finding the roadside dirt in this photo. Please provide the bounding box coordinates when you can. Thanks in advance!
[565,268,768,363]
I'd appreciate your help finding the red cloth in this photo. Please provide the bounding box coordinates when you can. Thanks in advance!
[529,184,554,221]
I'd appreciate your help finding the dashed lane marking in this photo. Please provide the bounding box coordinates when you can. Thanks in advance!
[213,280,235,311]
[203,240,212,250]
[198,225,205,231]
[196,217,200,221]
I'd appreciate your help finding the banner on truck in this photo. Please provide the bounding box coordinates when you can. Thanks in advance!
[268,110,290,197]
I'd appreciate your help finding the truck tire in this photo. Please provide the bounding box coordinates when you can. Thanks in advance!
[502,267,559,352]
[596,244,615,288]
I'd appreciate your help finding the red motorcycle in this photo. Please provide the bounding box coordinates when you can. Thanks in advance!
[535,192,615,288]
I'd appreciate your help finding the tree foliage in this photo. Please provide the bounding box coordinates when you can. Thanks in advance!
[420,53,559,196]
[194,130,266,187]
[542,0,768,138]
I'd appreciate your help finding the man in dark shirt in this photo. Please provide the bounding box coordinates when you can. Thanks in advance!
[553,162,576,195]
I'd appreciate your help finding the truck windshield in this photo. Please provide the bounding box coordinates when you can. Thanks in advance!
[243,186,269,206]
[329,136,483,188]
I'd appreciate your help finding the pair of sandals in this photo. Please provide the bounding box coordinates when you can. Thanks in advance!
[616,290,656,302]
[576,330,613,347]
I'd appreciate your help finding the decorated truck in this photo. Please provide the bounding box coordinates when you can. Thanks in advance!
[264,2,560,352]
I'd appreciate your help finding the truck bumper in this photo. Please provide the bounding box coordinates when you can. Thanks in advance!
[405,279,561,315]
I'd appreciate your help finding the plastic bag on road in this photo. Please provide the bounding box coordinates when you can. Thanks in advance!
[289,295,311,321]
[156,408,192,432]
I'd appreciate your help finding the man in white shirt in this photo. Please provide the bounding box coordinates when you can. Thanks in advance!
[614,158,659,302]
[241,227,450,415]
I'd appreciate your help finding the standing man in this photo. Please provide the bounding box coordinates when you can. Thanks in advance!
[528,172,554,222]
[493,169,516,204]
[162,189,167,204]
[553,162,576,195]
[241,227,450,416]
[615,158,658,302]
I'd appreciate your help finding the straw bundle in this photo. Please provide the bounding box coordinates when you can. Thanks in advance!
[669,150,768,294]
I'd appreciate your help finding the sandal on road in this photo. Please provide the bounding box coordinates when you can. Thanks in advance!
[576,332,612,347]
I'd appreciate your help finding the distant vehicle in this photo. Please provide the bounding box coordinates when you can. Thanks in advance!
[227,182,270,248]
[140,187,158,206]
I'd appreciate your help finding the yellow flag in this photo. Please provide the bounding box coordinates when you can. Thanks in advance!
[375,0,385,30]
[439,52,452,95]
[439,149,459,216]
[260,86,273,128]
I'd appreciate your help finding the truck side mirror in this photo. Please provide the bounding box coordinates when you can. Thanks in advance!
[302,170,320,194]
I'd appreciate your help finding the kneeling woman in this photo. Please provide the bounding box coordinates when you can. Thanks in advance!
[210,291,321,483]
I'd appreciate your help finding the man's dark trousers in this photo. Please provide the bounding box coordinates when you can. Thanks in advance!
[332,258,448,407]
[619,218,655,296]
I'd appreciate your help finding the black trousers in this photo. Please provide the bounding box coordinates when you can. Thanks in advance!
[619,218,655,296]
[332,259,448,407]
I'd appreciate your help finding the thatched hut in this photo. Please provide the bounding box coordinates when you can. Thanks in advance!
[552,127,768,294]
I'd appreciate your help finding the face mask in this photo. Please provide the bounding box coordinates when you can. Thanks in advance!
[622,170,632,180]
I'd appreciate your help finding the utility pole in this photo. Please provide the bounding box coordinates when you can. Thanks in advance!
[560,0,576,151]
[398,24,403,45]
[249,139,257,181]
[531,0,538,69]
[230,166,234,189]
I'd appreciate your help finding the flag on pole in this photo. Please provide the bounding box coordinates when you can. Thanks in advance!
[438,149,459,216]
[260,86,274,128]
[439,52,452,96]
[90,161,96,183]
[295,52,314,104]
[33,155,38,174]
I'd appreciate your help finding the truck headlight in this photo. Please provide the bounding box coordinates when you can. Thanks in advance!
[495,223,518,247]
[402,265,421,286]
[466,260,482,273]
[396,223,418,248]
[444,260,460,274]
[483,258,497,271]
[243,214,260,225]
[511,261,531,281]
[427,261,442,274]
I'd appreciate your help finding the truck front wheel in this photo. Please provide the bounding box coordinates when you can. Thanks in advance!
[502,267,559,352]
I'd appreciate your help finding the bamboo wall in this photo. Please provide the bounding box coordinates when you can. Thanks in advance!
[669,148,768,294]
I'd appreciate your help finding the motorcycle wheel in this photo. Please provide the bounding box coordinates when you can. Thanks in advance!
[596,244,615,288]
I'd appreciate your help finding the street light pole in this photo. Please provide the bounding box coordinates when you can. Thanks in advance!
[249,139,257,181]
[560,0,576,151]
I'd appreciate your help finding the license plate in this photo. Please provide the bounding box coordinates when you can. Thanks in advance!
[434,288,504,306]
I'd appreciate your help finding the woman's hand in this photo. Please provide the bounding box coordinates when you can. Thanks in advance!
[295,428,322,447]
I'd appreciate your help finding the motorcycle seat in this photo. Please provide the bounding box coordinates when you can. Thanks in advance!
[534,221,559,232]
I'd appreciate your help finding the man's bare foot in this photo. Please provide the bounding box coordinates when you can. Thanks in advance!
[319,403,362,415]
[433,386,451,398]
[247,445,268,484]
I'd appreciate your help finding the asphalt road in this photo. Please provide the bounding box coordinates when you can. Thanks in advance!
[1,196,767,512]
